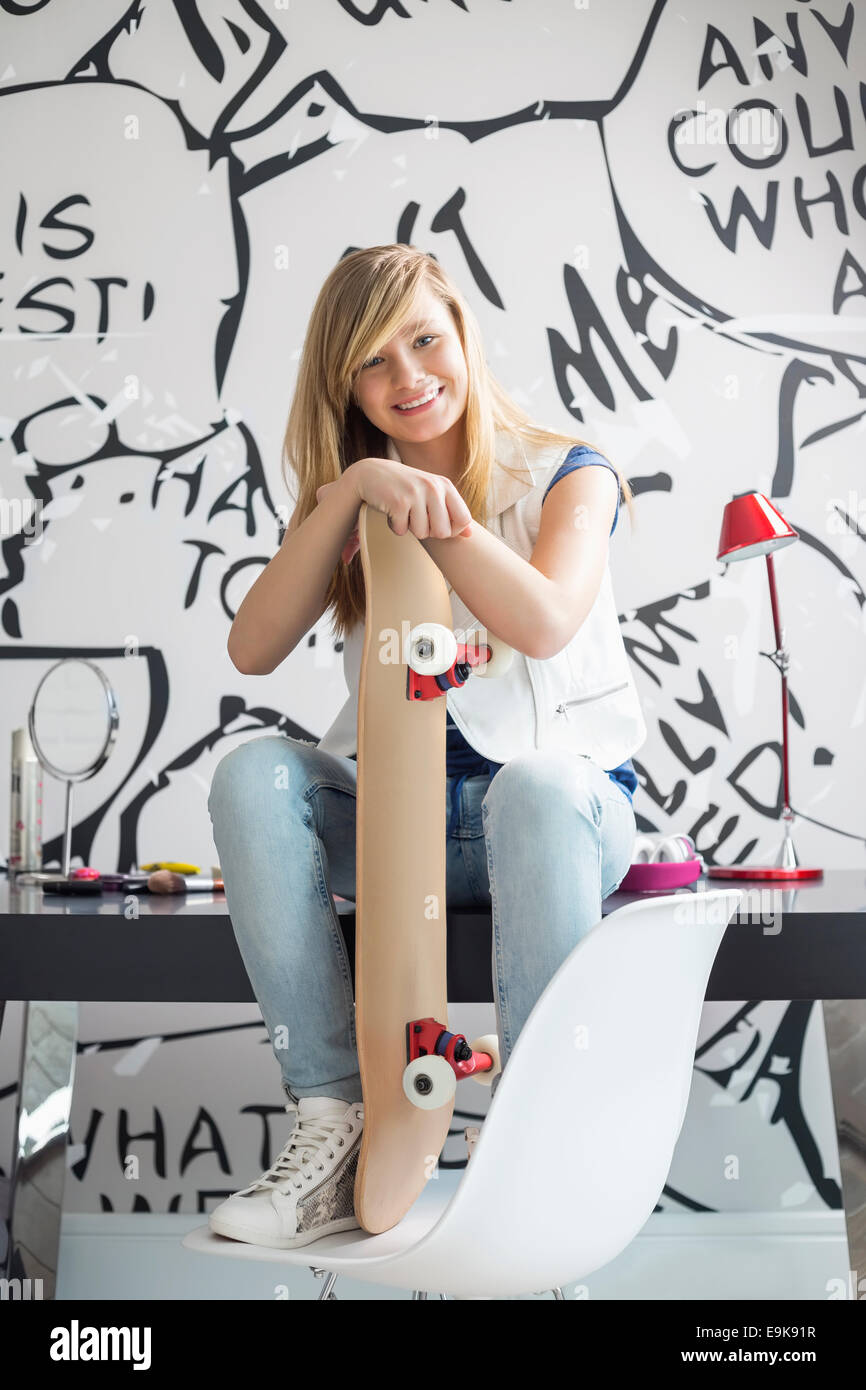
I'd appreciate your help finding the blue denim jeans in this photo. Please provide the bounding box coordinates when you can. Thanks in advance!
[207,734,636,1105]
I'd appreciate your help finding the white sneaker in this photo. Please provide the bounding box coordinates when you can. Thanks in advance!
[208,1096,364,1249]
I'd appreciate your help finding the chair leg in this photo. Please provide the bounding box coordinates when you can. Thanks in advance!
[310,1268,339,1300]
[411,1290,429,1299]
[552,1287,565,1300]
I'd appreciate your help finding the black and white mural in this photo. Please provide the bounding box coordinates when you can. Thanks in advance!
[1,0,861,1223]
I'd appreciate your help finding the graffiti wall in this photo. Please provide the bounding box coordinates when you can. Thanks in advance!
[1,0,860,1222]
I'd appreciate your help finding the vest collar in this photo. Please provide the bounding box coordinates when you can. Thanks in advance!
[382,426,536,518]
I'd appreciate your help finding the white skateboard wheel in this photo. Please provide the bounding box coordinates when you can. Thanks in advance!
[404,623,458,677]
[469,1033,501,1086]
[462,628,514,678]
[402,1055,457,1109]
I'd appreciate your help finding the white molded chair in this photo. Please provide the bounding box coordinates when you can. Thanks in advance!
[183,889,742,1299]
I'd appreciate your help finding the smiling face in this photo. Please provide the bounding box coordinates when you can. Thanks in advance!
[351,285,469,450]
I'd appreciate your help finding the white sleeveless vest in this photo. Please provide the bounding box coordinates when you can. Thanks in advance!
[316,428,647,770]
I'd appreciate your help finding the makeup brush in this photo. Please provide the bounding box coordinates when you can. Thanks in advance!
[147,870,224,894]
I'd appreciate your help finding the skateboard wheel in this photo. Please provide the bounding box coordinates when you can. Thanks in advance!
[469,1034,501,1086]
[402,1055,457,1109]
[463,628,514,679]
[404,623,458,677]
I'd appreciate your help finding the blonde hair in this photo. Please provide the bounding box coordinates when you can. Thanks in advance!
[281,244,635,639]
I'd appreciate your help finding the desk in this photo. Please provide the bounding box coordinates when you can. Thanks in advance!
[2,870,864,1299]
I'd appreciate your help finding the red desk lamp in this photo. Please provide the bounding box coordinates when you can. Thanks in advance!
[707,492,822,881]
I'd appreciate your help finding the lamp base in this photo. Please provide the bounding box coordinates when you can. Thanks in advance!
[705,817,822,881]
[706,865,823,881]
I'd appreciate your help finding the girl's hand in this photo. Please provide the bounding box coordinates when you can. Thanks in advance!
[316,458,472,565]
[345,456,473,544]
[341,524,361,565]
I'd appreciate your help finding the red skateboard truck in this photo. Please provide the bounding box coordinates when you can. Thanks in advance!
[403,1017,502,1109]
[403,624,513,702]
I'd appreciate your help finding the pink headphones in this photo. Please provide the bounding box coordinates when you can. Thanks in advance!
[618,833,703,892]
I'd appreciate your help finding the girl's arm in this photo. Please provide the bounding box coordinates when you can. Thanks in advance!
[227,467,362,675]
[421,465,620,660]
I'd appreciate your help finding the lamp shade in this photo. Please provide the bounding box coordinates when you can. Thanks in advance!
[717,491,798,563]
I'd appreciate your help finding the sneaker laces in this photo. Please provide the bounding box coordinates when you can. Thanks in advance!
[237,1103,358,1196]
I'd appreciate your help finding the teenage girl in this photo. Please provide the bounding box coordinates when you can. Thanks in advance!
[206,244,645,1250]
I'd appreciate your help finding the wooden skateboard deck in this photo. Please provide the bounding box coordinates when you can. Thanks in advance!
[354,503,454,1234]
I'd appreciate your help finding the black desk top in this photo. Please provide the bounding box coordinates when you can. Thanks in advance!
[3,869,865,917]
[1,870,865,1003]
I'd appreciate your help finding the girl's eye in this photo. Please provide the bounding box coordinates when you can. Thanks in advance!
[361,335,436,369]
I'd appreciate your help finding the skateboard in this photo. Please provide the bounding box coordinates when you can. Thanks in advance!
[353,503,511,1234]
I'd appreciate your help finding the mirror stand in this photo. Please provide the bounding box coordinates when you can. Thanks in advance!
[15,658,119,887]
[21,779,78,884]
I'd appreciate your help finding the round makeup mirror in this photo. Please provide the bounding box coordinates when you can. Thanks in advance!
[27,658,119,882]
